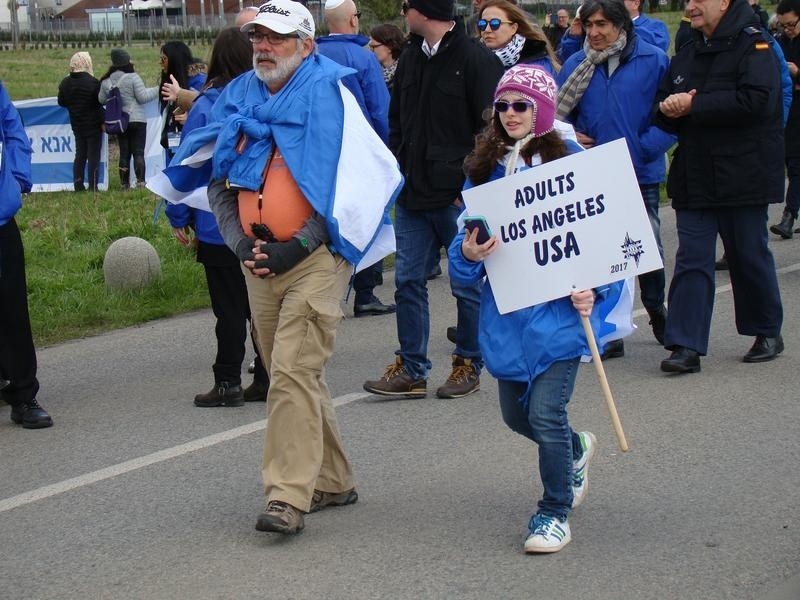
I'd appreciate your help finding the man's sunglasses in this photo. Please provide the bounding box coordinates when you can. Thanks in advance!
[494,100,534,113]
[477,18,514,31]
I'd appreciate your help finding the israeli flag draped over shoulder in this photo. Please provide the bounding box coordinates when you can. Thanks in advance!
[147,54,403,271]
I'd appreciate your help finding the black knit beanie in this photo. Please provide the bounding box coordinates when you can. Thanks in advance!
[412,0,455,21]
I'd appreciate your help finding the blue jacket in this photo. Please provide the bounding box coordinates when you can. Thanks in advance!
[164,87,225,245]
[316,33,390,142]
[557,35,676,185]
[633,14,670,53]
[447,156,623,388]
[0,82,32,227]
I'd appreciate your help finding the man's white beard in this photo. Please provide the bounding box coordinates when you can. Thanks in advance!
[253,47,304,85]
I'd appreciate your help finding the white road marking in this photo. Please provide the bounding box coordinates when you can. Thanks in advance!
[0,393,372,514]
[4,262,799,515]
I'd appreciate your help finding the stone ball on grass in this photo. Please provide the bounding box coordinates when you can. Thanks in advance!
[103,236,162,292]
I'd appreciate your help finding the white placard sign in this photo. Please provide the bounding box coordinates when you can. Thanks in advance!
[461,138,663,314]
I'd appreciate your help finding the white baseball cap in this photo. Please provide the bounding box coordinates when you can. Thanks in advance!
[241,0,315,38]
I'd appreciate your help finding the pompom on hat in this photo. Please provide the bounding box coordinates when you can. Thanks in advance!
[69,51,93,75]
[494,64,558,138]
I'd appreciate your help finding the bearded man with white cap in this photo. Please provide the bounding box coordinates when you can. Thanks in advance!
[192,0,401,534]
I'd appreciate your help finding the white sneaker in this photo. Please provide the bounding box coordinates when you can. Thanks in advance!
[524,513,571,553]
[572,431,597,508]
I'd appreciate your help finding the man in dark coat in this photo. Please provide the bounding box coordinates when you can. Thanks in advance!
[655,0,785,373]
[363,0,504,399]
[57,52,104,192]
[771,0,800,238]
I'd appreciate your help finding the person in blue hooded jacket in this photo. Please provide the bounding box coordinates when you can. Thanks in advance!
[0,82,53,429]
[556,0,675,355]
[623,0,670,52]
[449,64,623,554]
[317,0,394,318]
[164,28,270,408]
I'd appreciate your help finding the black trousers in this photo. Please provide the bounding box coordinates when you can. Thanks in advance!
[664,205,783,355]
[73,130,102,191]
[117,122,147,186]
[0,219,39,407]
[352,259,383,305]
[198,242,268,386]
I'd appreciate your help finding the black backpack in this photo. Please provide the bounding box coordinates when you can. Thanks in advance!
[104,75,129,135]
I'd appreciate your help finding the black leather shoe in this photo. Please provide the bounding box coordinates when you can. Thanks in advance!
[10,399,53,429]
[427,263,442,280]
[194,382,244,407]
[354,300,396,317]
[742,335,784,363]
[660,347,701,374]
[769,211,795,239]
[715,255,728,271]
[243,379,269,402]
[646,305,667,345]
[600,339,624,360]
[446,326,457,344]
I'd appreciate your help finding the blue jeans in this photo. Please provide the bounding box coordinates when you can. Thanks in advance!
[497,358,581,521]
[393,203,482,379]
[638,183,665,310]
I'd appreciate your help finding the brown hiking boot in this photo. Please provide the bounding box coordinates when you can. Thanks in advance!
[363,357,427,398]
[436,355,480,399]
[309,488,359,513]
[255,501,305,534]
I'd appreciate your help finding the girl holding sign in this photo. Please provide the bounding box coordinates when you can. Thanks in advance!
[448,65,621,554]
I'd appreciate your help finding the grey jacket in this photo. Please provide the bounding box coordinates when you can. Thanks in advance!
[98,72,158,124]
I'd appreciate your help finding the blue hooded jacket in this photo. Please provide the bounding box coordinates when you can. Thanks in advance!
[164,87,226,245]
[557,35,676,185]
[0,82,32,227]
[448,158,624,392]
[316,33,390,142]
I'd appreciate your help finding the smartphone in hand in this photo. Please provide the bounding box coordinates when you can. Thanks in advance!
[463,216,493,245]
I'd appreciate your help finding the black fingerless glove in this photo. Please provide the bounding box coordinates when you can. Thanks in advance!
[254,238,310,275]
[235,237,255,263]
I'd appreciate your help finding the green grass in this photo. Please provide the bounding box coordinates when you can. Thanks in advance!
[20,187,211,346]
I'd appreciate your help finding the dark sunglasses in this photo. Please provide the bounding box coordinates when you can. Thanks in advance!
[494,100,534,113]
[401,1,413,14]
[354,11,362,18]
[477,18,513,31]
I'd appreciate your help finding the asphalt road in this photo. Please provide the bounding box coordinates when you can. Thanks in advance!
[1,204,799,600]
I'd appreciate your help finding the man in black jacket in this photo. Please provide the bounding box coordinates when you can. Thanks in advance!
[363,0,504,399]
[655,0,784,374]
[771,0,800,238]
[57,52,104,192]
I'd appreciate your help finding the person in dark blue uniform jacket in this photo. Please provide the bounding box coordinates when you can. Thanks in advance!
[0,82,53,428]
[654,0,785,373]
